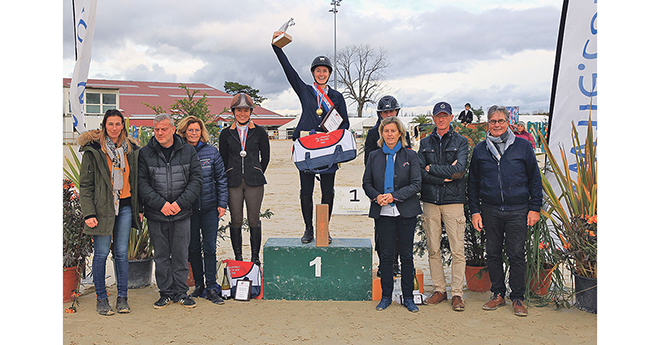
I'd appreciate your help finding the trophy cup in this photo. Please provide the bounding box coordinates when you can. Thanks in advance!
[273,18,295,48]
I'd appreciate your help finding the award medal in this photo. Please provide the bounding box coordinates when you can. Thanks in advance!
[314,82,334,118]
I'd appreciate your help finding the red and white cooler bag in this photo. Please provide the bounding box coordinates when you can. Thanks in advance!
[221,259,263,299]
[292,129,357,174]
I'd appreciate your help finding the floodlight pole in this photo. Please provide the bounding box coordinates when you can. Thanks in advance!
[329,0,342,90]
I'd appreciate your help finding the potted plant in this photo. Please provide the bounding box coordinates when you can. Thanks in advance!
[455,121,491,292]
[63,179,93,308]
[463,207,490,292]
[126,219,154,289]
[535,116,597,313]
[524,215,560,298]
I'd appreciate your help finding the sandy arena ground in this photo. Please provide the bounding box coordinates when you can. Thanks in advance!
[63,139,596,345]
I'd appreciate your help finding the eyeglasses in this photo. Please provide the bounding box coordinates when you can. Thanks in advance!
[433,113,452,118]
[187,128,201,133]
[488,119,508,125]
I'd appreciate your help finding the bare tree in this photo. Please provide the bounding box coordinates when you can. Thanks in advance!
[335,44,389,117]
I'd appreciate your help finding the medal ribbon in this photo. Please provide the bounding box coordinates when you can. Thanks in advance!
[314,82,334,113]
[238,125,248,152]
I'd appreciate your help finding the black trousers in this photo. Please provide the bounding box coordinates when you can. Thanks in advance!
[481,205,528,300]
[375,215,416,300]
[299,171,335,228]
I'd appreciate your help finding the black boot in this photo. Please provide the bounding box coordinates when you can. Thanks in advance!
[300,192,315,244]
[190,283,205,298]
[250,221,262,266]
[229,224,243,261]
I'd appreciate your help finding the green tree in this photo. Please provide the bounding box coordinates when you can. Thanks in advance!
[223,81,267,106]
[143,84,229,143]
[473,106,484,123]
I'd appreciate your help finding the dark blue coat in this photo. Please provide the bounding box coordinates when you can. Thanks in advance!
[467,137,542,214]
[272,45,349,141]
[362,146,422,219]
[193,141,228,212]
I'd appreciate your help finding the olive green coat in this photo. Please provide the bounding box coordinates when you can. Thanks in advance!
[78,130,142,236]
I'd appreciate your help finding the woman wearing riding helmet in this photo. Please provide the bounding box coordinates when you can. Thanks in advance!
[363,95,411,166]
[272,30,350,244]
[218,93,270,265]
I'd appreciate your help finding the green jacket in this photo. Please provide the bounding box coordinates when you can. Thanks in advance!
[78,130,142,236]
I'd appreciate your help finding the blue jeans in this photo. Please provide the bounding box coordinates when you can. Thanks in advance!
[481,205,528,300]
[375,215,416,300]
[92,205,132,300]
[189,208,219,287]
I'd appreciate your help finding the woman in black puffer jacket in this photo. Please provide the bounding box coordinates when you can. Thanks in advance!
[218,93,270,266]
[177,116,228,305]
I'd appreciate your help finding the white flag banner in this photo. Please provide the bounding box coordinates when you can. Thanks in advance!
[547,0,597,173]
[69,0,98,134]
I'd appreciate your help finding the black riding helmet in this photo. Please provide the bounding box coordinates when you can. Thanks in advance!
[377,95,401,118]
[310,55,333,75]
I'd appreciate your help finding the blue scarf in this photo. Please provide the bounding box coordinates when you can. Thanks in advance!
[382,141,402,205]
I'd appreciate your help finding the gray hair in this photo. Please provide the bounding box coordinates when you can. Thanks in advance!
[154,113,175,127]
[377,116,408,148]
[487,105,509,121]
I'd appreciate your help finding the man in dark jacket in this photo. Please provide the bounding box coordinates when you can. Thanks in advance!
[457,103,474,124]
[468,105,542,317]
[418,101,469,311]
[138,114,203,309]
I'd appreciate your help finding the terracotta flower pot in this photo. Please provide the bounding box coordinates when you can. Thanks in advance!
[63,266,80,303]
[529,267,553,296]
[465,265,491,292]
[187,263,196,287]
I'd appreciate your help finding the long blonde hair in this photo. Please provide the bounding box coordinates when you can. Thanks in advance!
[377,117,408,148]
[176,115,210,143]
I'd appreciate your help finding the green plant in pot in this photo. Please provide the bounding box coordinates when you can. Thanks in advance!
[126,218,154,289]
[535,116,597,313]
[63,179,93,311]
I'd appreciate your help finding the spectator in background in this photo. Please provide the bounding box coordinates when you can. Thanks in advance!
[457,103,474,124]
[514,121,536,149]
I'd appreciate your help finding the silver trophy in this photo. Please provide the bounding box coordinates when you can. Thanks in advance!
[273,18,295,48]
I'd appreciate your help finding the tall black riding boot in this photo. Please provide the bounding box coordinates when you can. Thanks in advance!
[250,221,262,266]
[229,224,243,261]
[300,192,314,244]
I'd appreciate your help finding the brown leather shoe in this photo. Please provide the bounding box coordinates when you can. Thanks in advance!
[512,299,528,317]
[482,294,505,310]
[451,296,465,311]
[426,291,448,304]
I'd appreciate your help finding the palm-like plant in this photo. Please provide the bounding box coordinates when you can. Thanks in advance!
[535,116,596,279]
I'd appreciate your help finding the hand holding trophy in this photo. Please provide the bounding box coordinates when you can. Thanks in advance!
[272,18,295,48]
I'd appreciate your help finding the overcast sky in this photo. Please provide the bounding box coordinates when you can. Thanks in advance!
[63,0,563,117]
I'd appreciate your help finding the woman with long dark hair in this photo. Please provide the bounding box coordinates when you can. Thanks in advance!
[78,109,141,315]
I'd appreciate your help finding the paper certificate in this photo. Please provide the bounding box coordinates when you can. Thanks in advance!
[234,280,252,301]
[320,106,343,132]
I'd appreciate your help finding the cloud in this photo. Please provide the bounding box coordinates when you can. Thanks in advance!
[63,1,562,114]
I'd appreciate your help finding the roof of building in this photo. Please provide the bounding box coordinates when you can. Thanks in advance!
[63,78,291,127]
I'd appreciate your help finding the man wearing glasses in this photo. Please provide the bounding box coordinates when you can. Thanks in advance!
[467,105,542,317]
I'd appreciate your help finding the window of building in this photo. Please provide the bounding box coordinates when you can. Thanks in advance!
[85,92,117,114]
